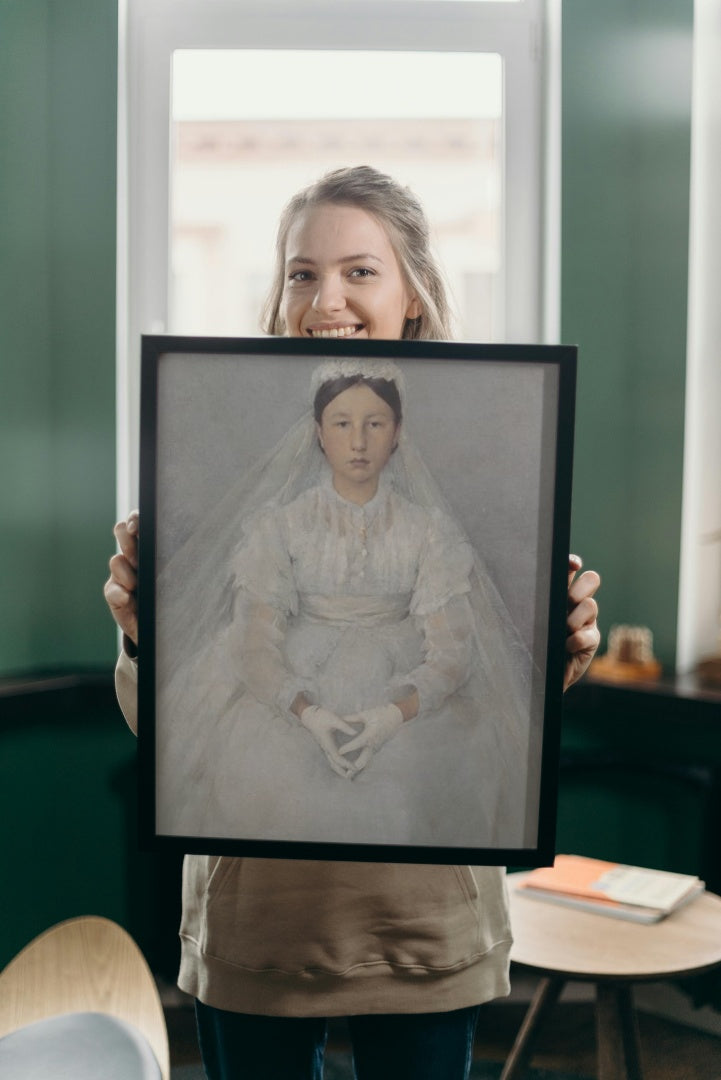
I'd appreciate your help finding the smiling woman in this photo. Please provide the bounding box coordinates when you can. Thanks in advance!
[145,167,578,851]
[282,205,421,340]
[109,131,592,1077]
[263,167,450,340]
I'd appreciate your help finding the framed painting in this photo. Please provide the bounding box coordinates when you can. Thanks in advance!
[137,336,576,865]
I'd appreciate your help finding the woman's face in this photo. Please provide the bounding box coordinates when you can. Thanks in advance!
[317,383,400,504]
[281,203,421,340]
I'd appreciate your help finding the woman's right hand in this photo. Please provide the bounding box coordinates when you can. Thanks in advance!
[103,510,139,646]
[299,705,358,779]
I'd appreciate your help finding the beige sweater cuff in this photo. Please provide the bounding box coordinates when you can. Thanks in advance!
[115,649,139,735]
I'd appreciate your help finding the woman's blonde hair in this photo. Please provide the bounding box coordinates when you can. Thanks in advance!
[261,165,454,341]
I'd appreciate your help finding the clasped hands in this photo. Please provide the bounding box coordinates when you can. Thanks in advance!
[299,703,403,779]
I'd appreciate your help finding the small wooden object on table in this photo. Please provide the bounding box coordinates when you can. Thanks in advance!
[503,872,721,1080]
[590,624,662,684]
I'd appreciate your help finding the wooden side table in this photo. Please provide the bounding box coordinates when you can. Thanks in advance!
[503,873,721,1080]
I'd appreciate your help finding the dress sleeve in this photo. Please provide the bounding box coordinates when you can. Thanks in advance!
[390,509,476,716]
[231,507,315,716]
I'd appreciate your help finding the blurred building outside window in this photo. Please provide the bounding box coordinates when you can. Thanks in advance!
[170,50,503,342]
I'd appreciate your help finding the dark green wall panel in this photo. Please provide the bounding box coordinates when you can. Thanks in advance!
[47,2,119,667]
[562,1,693,669]
[0,0,118,674]
[0,684,183,976]
[0,3,54,668]
[0,698,133,965]
[559,683,721,887]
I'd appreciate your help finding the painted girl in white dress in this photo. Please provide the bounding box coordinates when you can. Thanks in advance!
[156,357,534,850]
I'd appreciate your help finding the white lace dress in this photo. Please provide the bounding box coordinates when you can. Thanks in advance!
[157,473,527,849]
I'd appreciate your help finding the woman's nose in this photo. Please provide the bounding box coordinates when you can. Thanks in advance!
[351,425,366,449]
[312,274,345,314]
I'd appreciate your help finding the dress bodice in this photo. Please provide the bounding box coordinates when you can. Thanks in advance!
[234,475,474,618]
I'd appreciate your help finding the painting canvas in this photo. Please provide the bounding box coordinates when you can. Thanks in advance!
[138,336,576,865]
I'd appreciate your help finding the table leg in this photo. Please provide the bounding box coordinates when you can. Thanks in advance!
[499,976,565,1080]
[596,982,643,1080]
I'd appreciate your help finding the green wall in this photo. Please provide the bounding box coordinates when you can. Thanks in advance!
[0,0,132,967]
[0,0,118,675]
[562,0,693,669]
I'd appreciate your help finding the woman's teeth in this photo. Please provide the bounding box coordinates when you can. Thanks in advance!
[310,325,360,338]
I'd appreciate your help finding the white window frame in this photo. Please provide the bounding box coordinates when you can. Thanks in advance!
[117,0,558,511]
[676,0,721,673]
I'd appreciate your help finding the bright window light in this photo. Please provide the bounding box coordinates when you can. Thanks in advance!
[170,50,504,341]
[172,50,502,121]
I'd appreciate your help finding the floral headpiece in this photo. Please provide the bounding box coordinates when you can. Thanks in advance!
[309,358,406,405]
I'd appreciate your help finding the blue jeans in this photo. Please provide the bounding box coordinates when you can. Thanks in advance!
[195,1000,481,1080]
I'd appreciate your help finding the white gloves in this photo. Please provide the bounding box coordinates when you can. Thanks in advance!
[299,705,358,778]
[339,703,404,773]
[299,703,406,777]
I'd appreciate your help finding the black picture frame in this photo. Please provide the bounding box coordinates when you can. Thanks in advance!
[138,335,576,866]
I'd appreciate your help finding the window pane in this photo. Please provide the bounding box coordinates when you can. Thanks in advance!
[170,50,503,340]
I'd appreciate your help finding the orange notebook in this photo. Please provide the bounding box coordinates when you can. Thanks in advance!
[517,855,703,923]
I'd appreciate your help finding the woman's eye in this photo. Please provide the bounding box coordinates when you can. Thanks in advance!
[288,270,313,283]
[349,267,374,279]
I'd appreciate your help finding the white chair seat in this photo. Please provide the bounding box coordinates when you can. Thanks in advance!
[0,1011,163,1079]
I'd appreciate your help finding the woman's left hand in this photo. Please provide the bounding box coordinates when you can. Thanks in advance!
[565,554,601,691]
[339,704,404,774]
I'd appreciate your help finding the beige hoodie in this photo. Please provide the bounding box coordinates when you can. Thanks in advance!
[116,650,512,1016]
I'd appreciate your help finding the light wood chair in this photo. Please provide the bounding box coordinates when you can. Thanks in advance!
[0,915,170,1079]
